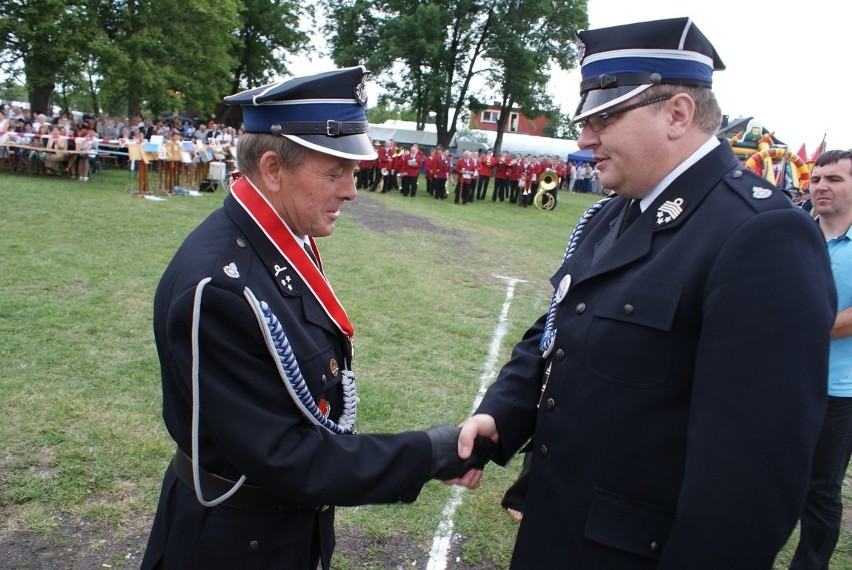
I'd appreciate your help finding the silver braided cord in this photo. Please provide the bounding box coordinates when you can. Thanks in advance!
[539,196,613,357]
[191,278,247,507]
[242,288,358,435]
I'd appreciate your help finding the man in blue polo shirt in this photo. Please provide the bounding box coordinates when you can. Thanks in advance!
[791,149,852,569]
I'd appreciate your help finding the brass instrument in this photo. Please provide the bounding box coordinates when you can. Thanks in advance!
[539,169,559,191]
[535,169,558,211]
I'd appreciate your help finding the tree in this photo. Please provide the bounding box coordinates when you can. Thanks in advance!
[543,110,580,140]
[366,96,417,124]
[230,0,313,91]
[482,0,587,153]
[220,0,313,123]
[0,0,88,113]
[92,0,240,118]
[324,0,496,148]
[324,0,587,149]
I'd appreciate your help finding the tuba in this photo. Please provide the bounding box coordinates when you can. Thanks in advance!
[535,169,558,211]
[539,169,559,191]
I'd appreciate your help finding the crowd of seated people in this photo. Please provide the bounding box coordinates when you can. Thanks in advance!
[0,104,241,179]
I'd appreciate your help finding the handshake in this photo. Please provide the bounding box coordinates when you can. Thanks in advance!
[425,424,495,481]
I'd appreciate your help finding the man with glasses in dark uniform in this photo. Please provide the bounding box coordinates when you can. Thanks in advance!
[453,17,836,569]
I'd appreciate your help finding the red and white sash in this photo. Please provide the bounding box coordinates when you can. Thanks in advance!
[230,176,354,339]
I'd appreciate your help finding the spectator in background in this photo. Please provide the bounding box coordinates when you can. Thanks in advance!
[193,123,208,143]
[140,118,155,140]
[75,127,93,181]
[789,149,852,570]
[44,126,68,176]
[101,117,120,141]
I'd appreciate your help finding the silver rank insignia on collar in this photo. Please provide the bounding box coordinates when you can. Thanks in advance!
[273,263,294,293]
[656,197,686,226]
[752,186,773,199]
[223,262,240,279]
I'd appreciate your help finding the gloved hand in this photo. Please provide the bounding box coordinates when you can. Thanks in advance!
[425,424,494,481]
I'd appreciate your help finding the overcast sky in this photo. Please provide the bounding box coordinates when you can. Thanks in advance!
[288,0,850,153]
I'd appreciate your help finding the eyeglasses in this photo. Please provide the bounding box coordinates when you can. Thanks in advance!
[578,96,673,133]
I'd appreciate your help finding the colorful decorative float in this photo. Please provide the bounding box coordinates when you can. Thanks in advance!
[724,119,811,191]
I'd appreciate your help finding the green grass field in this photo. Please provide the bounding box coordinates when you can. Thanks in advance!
[0,167,850,568]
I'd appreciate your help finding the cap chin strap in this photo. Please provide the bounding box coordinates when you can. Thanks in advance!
[580,72,662,94]
[269,120,368,137]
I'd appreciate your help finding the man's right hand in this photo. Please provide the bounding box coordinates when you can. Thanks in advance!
[458,414,499,459]
[440,414,499,489]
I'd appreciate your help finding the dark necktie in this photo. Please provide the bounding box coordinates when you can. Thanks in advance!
[304,242,320,268]
[618,199,642,237]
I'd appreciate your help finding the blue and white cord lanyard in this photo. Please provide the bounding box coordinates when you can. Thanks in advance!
[188,279,358,507]
[539,197,612,358]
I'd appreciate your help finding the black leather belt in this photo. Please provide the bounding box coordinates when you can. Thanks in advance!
[171,449,318,512]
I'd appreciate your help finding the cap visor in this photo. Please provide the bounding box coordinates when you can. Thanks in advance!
[573,85,651,122]
[284,133,377,161]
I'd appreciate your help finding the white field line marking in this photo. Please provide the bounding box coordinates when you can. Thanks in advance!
[425,275,527,570]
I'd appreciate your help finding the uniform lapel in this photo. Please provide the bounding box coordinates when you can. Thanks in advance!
[224,195,342,336]
[573,143,740,285]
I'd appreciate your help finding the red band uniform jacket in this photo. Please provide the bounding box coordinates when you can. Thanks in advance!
[476,143,836,569]
[404,149,424,177]
[142,191,432,570]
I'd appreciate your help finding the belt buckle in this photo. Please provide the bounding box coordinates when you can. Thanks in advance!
[326,120,339,136]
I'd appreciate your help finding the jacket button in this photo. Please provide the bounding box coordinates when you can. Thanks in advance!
[236,238,246,248]
[249,540,259,550]
[731,170,743,179]
[623,303,635,315]
[546,398,555,411]
[321,374,327,385]
[539,444,548,457]
[554,349,565,361]
[575,302,586,314]
[650,541,660,553]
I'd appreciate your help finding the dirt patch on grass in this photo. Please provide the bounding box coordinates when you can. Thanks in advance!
[0,506,151,569]
[347,191,469,240]
[334,525,500,569]
[0,505,496,569]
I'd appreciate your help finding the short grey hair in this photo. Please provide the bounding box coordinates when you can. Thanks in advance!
[236,133,312,176]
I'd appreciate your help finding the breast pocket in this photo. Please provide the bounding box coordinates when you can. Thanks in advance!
[585,279,682,388]
[299,343,344,394]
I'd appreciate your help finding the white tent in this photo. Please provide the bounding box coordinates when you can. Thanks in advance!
[463,130,580,158]
[367,120,580,158]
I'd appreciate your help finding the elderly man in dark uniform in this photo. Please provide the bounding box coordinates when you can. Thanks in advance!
[453,18,836,569]
[140,67,490,570]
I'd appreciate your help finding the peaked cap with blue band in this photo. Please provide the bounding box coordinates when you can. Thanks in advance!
[573,17,725,122]
[224,65,377,160]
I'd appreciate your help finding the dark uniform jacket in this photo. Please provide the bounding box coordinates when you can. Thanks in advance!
[478,143,836,569]
[142,191,432,569]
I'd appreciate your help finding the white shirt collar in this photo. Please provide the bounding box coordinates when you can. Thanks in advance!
[639,136,720,212]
